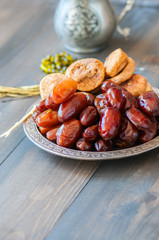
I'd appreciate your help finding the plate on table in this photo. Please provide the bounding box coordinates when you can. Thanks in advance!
[23,87,159,161]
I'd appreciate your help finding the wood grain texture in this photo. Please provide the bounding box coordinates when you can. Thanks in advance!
[0,0,159,239]
[0,138,100,239]
[0,2,101,239]
[0,0,59,162]
[46,3,159,240]
[46,149,159,240]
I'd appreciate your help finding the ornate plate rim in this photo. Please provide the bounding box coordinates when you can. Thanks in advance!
[23,87,159,161]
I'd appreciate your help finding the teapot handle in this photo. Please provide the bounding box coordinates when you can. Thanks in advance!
[116,0,135,38]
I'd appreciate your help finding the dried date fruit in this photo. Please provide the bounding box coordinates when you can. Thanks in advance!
[94,94,110,115]
[107,87,124,111]
[126,108,152,130]
[56,119,82,147]
[99,107,121,140]
[46,125,61,142]
[58,92,94,122]
[95,139,113,151]
[101,80,121,93]
[82,124,99,142]
[45,94,60,110]
[39,127,51,135]
[139,118,157,143]
[138,91,159,117]
[85,93,95,106]
[80,106,98,126]
[76,138,92,151]
[36,100,47,112]
[117,117,138,144]
[36,109,60,128]
[122,89,137,111]
[115,140,136,148]
[51,78,77,104]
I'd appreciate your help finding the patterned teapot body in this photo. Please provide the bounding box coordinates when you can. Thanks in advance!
[54,0,116,53]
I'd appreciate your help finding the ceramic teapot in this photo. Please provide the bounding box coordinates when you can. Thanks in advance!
[54,0,135,53]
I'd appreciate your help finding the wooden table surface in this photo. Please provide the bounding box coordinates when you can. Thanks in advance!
[0,0,159,239]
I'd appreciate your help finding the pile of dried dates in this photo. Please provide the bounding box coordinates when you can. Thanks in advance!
[33,78,159,152]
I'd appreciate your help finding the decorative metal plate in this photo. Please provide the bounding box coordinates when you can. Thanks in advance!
[23,87,159,161]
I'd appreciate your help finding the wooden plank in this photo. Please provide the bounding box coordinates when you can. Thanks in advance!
[0,3,101,239]
[0,0,58,50]
[0,97,38,164]
[0,2,101,240]
[0,137,100,239]
[46,148,159,240]
[45,5,159,240]
[95,5,159,87]
[0,0,60,163]
[102,6,159,64]
[0,1,159,240]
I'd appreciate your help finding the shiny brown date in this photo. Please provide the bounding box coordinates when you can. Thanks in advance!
[39,127,51,135]
[36,109,60,128]
[117,117,138,144]
[101,80,121,93]
[115,140,135,148]
[46,125,61,142]
[122,89,137,111]
[45,94,60,110]
[139,118,157,143]
[95,138,113,152]
[58,92,94,122]
[80,106,98,126]
[94,94,110,115]
[126,108,152,130]
[138,91,159,117]
[85,93,95,106]
[82,124,99,142]
[99,107,121,140]
[76,138,92,151]
[56,119,82,148]
[107,87,124,111]
[36,100,47,112]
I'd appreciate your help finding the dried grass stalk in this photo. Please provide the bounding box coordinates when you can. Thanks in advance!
[0,85,40,98]
[0,85,40,137]
[0,105,36,138]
